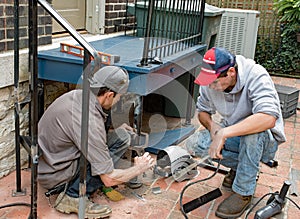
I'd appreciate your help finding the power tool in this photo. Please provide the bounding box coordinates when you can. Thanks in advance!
[155,145,199,182]
[254,180,291,219]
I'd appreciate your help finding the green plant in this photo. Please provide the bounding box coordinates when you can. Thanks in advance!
[274,0,300,22]
[274,25,300,73]
[255,36,276,69]
[273,0,300,33]
[255,0,300,76]
[255,24,300,75]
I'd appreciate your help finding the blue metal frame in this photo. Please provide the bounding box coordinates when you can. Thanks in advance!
[38,36,206,96]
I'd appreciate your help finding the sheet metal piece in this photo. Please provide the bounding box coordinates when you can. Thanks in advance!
[289,168,300,196]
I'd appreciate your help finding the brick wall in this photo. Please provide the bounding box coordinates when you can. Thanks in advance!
[0,0,52,51]
[105,0,135,34]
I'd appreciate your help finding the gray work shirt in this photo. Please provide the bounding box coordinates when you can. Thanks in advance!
[38,89,114,189]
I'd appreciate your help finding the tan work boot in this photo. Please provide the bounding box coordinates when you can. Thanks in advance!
[222,169,236,189]
[55,192,112,218]
[215,192,252,219]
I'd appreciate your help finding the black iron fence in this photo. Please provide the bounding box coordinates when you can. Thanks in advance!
[126,0,206,66]
[14,0,101,218]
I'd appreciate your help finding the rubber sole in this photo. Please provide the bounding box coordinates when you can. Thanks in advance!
[55,204,112,219]
[215,202,250,219]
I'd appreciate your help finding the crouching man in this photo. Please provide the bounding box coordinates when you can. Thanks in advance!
[190,47,286,218]
[38,66,155,218]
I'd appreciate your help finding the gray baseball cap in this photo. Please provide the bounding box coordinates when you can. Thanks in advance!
[89,66,129,94]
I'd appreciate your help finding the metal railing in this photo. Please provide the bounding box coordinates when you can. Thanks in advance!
[14,0,101,218]
[127,0,206,66]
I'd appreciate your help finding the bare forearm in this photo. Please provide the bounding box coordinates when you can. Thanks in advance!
[198,111,213,130]
[222,113,276,139]
[100,152,154,187]
[209,113,276,159]
[102,166,144,187]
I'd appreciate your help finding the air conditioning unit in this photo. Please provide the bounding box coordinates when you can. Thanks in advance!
[216,8,260,59]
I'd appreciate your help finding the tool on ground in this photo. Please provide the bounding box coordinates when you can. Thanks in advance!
[131,191,146,201]
[254,180,291,219]
[264,159,279,168]
[183,188,222,213]
[151,187,162,194]
[198,161,229,175]
[155,146,199,182]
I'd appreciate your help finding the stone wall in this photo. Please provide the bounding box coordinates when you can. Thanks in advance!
[0,0,53,178]
[0,77,75,178]
[0,82,29,178]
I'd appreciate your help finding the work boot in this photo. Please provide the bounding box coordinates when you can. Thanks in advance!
[215,192,252,219]
[55,192,112,218]
[222,169,236,189]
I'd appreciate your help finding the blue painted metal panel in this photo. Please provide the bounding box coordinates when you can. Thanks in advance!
[146,125,195,154]
[38,35,206,95]
[38,54,83,84]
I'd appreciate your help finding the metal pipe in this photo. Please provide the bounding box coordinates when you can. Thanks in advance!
[150,0,158,59]
[148,33,202,51]
[169,0,176,56]
[184,69,195,125]
[198,0,206,45]
[13,0,22,194]
[28,0,38,218]
[178,0,185,52]
[160,0,166,57]
[134,96,143,136]
[139,0,154,66]
[78,51,92,219]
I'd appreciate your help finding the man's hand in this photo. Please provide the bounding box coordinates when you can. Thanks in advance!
[133,152,155,173]
[119,123,134,132]
[208,129,226,159]
[101,152,155,187]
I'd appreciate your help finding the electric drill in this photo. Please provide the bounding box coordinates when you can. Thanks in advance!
[254,180,291,219]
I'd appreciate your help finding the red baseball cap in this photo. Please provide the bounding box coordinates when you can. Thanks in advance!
[194,47,235,86]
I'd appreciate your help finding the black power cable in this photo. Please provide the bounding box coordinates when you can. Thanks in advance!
[0,202,31,209]
[179,159,221,218]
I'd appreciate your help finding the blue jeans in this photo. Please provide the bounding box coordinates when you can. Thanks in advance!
[66,127,130,198]
[186,129,278,196]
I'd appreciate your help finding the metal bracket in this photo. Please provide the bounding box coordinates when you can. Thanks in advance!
[12,188,27,197]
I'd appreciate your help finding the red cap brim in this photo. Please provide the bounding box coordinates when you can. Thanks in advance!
[194,68,220,86]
